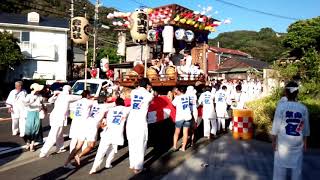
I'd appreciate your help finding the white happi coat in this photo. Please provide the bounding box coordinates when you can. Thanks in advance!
[271,101,310,169]
[198,91,216,119]
[126,87,153,141]
[6,89,27,119]
[48,93,81,127]
[215,89,229,118]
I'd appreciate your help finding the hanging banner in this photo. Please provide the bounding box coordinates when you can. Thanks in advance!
[70,17,90,44]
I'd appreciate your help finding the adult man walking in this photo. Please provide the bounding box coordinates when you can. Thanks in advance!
[6,81,27,136]
[126,78,153,174]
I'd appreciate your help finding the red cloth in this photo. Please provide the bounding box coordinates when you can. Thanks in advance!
[148,96,176,123]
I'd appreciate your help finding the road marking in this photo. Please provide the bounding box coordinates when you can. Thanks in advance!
[0,134,69,156]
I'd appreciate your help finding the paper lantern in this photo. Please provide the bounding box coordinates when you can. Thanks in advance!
[100,57,109,72]
[162,25,174,53]
[147,29,159,42]
[106,69,114,79]
[129,9,148,43]
[185,30,194,42]
[91,68,98,78]
[70,17,89,44]
[175,28,185,40]
[117,32,126,56]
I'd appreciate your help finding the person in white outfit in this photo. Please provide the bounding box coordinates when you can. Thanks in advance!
[215,85,229,132]
[198,86,217,139]
[271,82,310,180]
[186,86,198,146]
[39,85,81,158]
[6,81,27,136]
[64,90,94,169]
[126,78,153,174]
[89,98,130,174]
[172,86,193,152]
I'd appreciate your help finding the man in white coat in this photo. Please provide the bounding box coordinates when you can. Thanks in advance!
[126,78,153,174]
[39,85,81,158]
[89,97,130,174]
[215,85,229,132]
[6,81,27,136]
[198,86,217,139]
[271,81,310,180]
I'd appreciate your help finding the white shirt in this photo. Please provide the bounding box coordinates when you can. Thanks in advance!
[230,91,247,109]
[127,87,153,123]
[103,106,130,145]
[198,91,216,119]
[49,93,81,126]
[172,94,192,121]
[24,94,43,112]
[73,98,94,121]
[215,89,228,105]
[6,89,27,118]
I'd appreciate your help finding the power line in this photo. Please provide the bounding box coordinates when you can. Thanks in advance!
[127,0,150,8]
[216,0,299,21]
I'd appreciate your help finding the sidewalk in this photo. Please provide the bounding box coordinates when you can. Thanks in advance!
[162,134,320,180]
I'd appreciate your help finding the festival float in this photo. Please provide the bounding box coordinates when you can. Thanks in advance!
[106,4,221,90]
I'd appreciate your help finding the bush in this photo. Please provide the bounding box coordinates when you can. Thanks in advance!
[247,95,320,148]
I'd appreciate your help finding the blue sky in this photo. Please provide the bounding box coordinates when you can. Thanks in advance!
[92,0,320,38]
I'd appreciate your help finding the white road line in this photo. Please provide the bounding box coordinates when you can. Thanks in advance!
[0,134,69,156]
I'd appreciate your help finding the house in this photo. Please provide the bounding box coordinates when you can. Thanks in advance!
[211,57,270,80]
[0,12,69,82]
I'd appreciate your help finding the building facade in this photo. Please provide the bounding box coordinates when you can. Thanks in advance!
[0,12,69,82]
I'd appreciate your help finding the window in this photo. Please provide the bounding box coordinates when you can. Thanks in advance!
[21,32,30,42]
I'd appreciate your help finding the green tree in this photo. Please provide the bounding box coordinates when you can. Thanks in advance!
[209,28,286,62]
[88,46,121,67]
[0,31,24,67]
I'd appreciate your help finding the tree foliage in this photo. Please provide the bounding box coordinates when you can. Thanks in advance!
[209,28,286,62]
[278,16,320,83]
[0,31,24,67]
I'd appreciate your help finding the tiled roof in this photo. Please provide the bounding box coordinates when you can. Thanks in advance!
[0,13,69,29]
[216,57,269,72]
[209,46,250,57]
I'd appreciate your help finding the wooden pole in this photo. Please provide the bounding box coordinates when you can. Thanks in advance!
[203,42,208,81]
[84,7,88,90]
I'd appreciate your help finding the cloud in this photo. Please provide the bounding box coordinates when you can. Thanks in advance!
[214,10,219,14]
[223,18,232,24]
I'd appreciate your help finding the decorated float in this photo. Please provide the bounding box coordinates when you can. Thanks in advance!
[106,4,221,90]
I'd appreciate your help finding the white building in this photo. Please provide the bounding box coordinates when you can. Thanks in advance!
[0,12,69,82]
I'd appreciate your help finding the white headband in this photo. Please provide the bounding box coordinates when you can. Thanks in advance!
[286,87,299,93]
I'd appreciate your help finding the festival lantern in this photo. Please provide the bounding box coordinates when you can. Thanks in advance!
[162,25,174,53]
[100,57,109,72]
[185,30,194,42]
[129,9,148,43]
[175,28,186,40]
[70,17,89,44]
[106,69,114,79]
[147,29,159,42]
[91,68,98,78]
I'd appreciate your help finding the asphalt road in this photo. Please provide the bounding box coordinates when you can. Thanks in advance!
[0,106,212,180]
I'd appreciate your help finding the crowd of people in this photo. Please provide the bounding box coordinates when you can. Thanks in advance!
[5,78,310,179]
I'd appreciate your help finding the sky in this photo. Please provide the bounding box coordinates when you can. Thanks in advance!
[91,0,320,38]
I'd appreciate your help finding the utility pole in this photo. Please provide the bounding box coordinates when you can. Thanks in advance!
[84,5,88,89]
[69,0,74,80]
[92,0,100,68]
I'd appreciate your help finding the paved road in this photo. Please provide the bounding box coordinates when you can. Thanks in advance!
[163,134,320,180]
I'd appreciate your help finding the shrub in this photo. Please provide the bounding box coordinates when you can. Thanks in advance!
[247,95,320,148]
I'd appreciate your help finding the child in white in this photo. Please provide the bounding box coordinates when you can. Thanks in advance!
[6,81,27,136]
[90,98,129,174]
[198,86,217,138]
[271,82,309,180]
[126,78,153,174]
[215,85,229,132]
[172,86,192,151]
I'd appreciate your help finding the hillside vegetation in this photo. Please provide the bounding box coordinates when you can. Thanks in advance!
[209,28,286,62]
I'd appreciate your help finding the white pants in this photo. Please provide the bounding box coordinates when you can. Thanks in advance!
[217,118,226,131]
[273,165,302,180]
[40,126,64,155]
[128,138,147,170]
[11,116,25,137]
[203,118,217,136]
[90,138,117,172]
